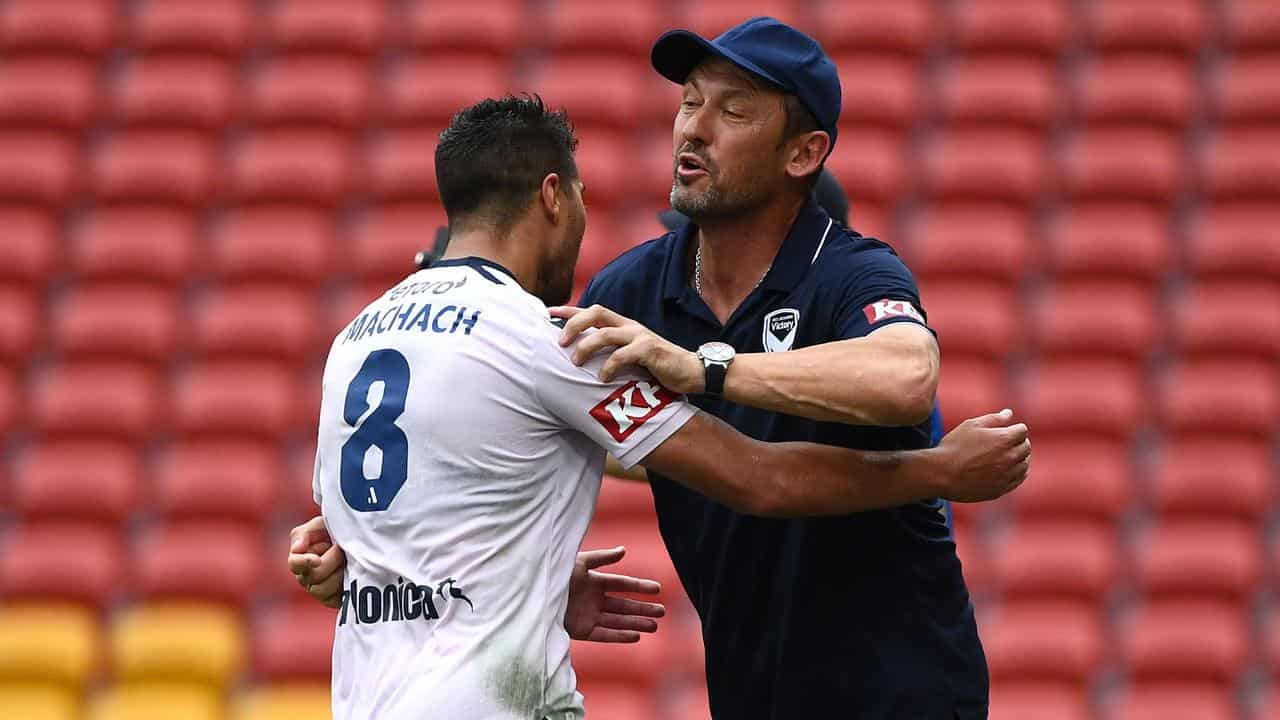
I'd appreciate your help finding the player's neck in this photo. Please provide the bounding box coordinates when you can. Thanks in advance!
[692,193,805,323]
[440,228,540,294]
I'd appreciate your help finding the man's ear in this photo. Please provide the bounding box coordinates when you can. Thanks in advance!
[540,172,562,222]
[784,131,831,181]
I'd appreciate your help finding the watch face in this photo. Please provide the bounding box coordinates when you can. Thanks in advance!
[700,342,735,363]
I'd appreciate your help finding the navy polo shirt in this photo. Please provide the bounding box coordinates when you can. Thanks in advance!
[579,197,988,719]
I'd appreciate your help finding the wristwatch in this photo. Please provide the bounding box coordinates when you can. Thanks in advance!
[696,341,736,396]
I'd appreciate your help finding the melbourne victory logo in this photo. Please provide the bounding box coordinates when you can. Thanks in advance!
[762,308,800,352]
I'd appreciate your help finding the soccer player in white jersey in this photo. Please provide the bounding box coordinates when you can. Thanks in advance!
[306,96,1030,720]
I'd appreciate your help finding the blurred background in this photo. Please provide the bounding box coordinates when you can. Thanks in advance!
[0,0,1277,719]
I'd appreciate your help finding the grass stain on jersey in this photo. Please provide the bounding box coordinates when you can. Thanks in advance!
[487,655,544,718]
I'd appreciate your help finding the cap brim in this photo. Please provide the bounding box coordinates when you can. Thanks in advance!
[651,29,790,92]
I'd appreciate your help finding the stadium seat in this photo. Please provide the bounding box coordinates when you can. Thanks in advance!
[949,0,1073,55]
[825,128,906,203]
[905,204,1030,282]
[229,130,352,205]
[249,56,371,128]
[595,477,656,521]
[831,55,920,130]
[0,685,79,720]
[154,442,280,524]
[31,362,162,440]
[402,0,524,57]
[383,56,510,125]
[532,57,645,130]
[1135,521,1261,602]
[537,0,661,56]
[0,366,15,437]
[988,683,1090,720]
[580,518,680,605]
[233,685,331,720]
[1158,359,1277,437]
[0,604,98,690]
[0,57,95,129]
[131,0,251,55]
[0,131,77,205]
[91,130,216,205]
[89,683,224,720]
[0,205,55,284]
[1087,0,1205,55]
[1151,439,1273,522]
[353,204,448,281]
[1122,601,1248,685]
[933,358,1005,433]
[366,128,443,200]
[1061,129,1181,202]
[253,604,335,682]
[681,0,808,38]
[284,443,321,519]
[1111,685,1236,720]
[1076,55,1194,127]
[325,286,388,352]
[172,361,299,440]
[268,0,385,55]
[1215,55,1280,124]
[0,0,114,55]
[1224,0,1280,52]
[813,0,935,56]
[210,206,333,285]
[0,286,37,362]
[1010,437,1130,523]
[922,130,1043,203]
[71,206,197,284]
[1252,686,1280,720]
[191,286,318,360]
[1202,129,1280,199]
[571,630,669,685]
[937,58,1056,128]
[1172,282,1280,359]
[577,682,658,720]
[13,441,139,524]
[0,522,122,609]
[953,523,989,594]
[575,212,625,288]
[1188,203,1280,279]
[983,602,1102,685]
[133,523,260,607]
[1020,360,1144,439]
[1045,204,1170,281]
[669,681,712,720]
[112,56,236,129]
[1031,281,1158,359]
[51,285,179,362]
[917,282,1018,359]
[993,523,1117,602]
[568,127,630,204]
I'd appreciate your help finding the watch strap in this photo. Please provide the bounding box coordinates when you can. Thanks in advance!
[704,359,728,396]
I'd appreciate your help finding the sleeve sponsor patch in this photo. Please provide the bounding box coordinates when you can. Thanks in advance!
[589,380,679,442]
[863,298,925,325]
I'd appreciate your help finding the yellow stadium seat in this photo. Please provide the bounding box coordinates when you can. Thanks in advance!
[111,604,244,690]
[0,604,99,690]
[88,683,221,720]
[234,684,331,720]
[0,683,81,720]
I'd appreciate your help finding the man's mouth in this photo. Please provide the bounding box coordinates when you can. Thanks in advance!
[676,153,710,180]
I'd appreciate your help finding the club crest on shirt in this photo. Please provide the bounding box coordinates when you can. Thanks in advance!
[762,308,800,352]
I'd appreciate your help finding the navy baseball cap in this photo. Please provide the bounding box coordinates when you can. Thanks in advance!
[651,16,842,154]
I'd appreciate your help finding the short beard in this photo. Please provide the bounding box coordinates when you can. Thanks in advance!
[670,178,766,222]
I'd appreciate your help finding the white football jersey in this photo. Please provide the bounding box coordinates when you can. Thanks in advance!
[313,257,695,720]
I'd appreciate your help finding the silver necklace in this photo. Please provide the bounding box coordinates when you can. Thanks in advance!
[694,241,769,296]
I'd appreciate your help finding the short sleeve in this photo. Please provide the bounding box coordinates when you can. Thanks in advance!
[531,325,697,469]
[311,446,323,506]
[834,248,933,340]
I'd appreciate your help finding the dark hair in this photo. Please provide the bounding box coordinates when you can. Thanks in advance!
[780,94,825,189]
[435,95,579,231]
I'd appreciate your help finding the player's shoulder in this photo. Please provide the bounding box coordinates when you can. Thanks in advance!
[814,223,918,287]
[581,233,677,306]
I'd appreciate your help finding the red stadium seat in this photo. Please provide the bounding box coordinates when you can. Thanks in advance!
[268,0,386,55]
[51,284,180,362]
[575,212,624,288]
[1046,204,1170,281]
[1061,129,1181,202]
[906,204,1030,282]
[1158,359,1277,437]
[0,366,14,436]
[533,57,645,130]
[91,130,216,204]
[669,682,712,720]
[922,130,1043,203]
[983,602,1103,685]
[953,522,989,593]
[1124,601,1248,685]
[249,56,371,128]
[0,131,77,204]
[1076,55,1194,127]
[830,55,921,130]
[283,443,321,519]
[134,522,259,606]
[326,284,387,346]
[1020,360,1144,439]
[1172,282,1280,359]
[681,0,808,38]
[0,285,38,363]
[112,56,236,129]
[918,282,1019,359]
[1111,685,1235,720]
[0,0,115,55]
[210,206,333,285]
[577,683,658,720]
[155,441,278,525]
[353,204,447,282]
[191,286,318,360]
[1202,129,1280,199]
[366,128,443,200]
[1151,439,1273,522]
[229,130,352,205]
[571,632,669,686]
[933,358,1006,432]
[537,0,661,56]
[1087,0,1205,55]
[1215,55,1280,124]
[172,362,299,440]
[571,127,631,204]
[12,442,139,524]
[71,206,197,284]
[382,56,510,125]
[0,57,96,129]
[31,362,162,441]
[1224,1,1280,52]
[1031,281,1158,359]
[254,603,335,681]
[988,684,1091,720]
[595,477,656,521]
[402,0,524,57]
[0,205,55,284]
[813,0,935,56]
[0,521,123,608]
[1135,521,1261,603]
[131,0,251,55]
[950,0,1073,55]
[1010,437,1130,524]
[1188,204,1280,279]
[825,128,906,203]
[937,58,1056,128]
[994,523,1117,602]
[580,518,680,605]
